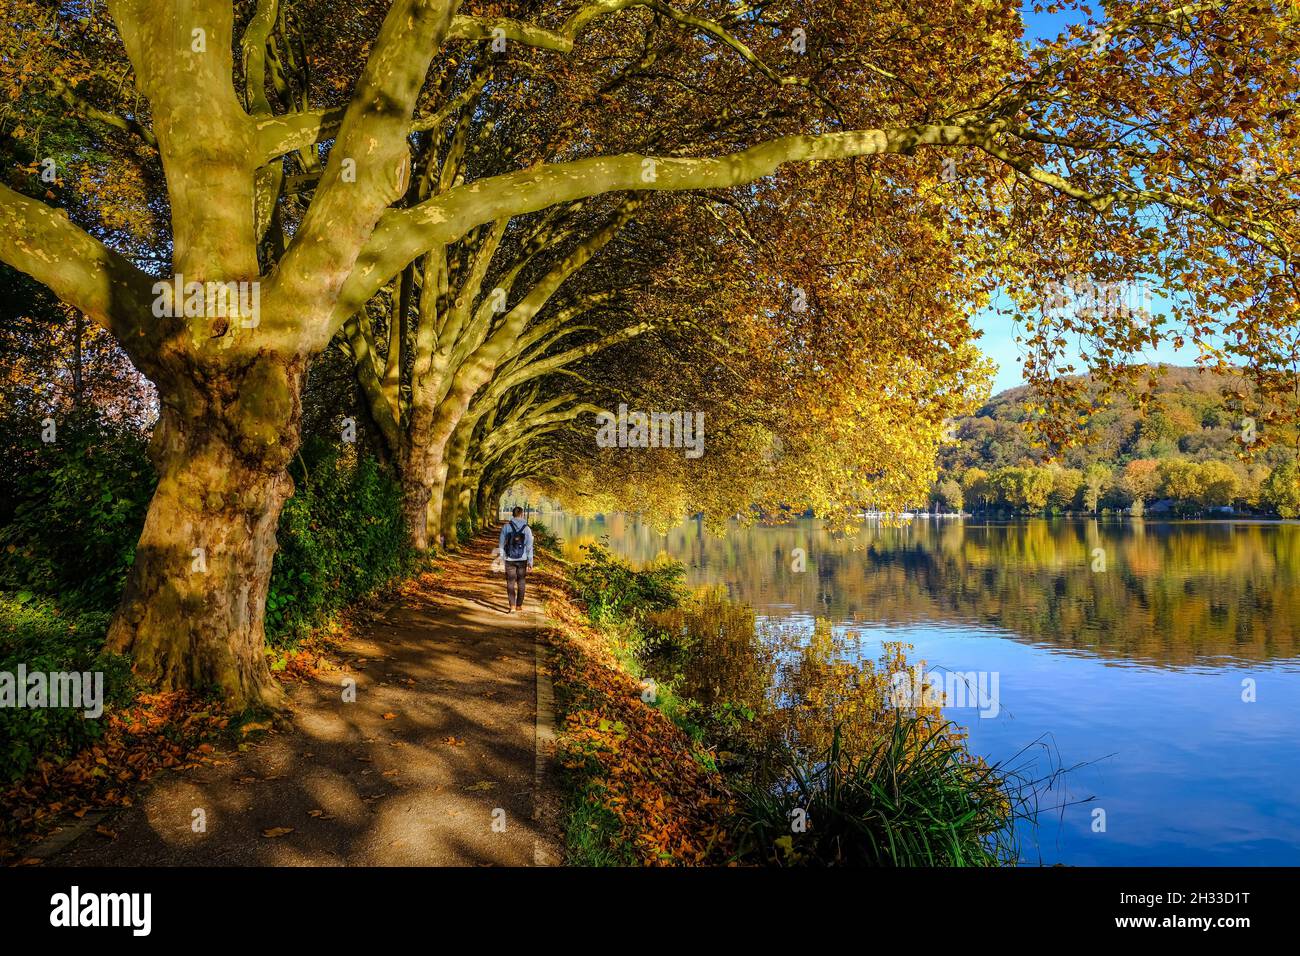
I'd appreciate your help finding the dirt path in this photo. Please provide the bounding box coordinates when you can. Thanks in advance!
[48,532,562,866]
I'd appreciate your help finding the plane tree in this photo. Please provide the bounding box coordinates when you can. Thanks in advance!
[0,0,1294,706]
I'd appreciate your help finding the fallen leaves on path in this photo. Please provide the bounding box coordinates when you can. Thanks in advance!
[544,591,735,866]
[0,691,232,860]
[3,534,540,864]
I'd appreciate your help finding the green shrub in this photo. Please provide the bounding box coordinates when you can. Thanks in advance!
[0,592,137,782]
[0,416,154,610]
[566,542,685,624]
[265,438,413,644]
[529,520,561,552]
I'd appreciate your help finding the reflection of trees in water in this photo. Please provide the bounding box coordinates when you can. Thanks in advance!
[555,515,1300,667]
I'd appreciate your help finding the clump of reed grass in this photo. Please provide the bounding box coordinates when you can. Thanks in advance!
[734,716,1027,867]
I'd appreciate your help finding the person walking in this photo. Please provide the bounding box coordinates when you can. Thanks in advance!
[498,506,534,613]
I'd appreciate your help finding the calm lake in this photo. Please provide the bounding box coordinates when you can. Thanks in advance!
[545,513,1300,866]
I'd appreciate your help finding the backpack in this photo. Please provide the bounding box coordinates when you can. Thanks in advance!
[504,521,528,561]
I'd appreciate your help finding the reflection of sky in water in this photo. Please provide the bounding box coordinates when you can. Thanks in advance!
[550,514,1300,865]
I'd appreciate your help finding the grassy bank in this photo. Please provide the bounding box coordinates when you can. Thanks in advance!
[537,542,734,865]
[544,537,1030,867]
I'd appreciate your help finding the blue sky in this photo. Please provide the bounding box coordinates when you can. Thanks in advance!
[968,5,1201,394]
[1022,3,1083,42]
[970,293,1201,394]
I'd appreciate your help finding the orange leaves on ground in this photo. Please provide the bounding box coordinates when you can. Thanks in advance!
[272,631,337,683]
[0,691,230,860]
[546,595,734,866]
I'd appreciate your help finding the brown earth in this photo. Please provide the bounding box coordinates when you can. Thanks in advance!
[38,532,562,867]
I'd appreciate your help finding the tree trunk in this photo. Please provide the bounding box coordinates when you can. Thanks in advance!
[473,475,492,530]
[400,468,435,551]
[424,458,451,549]
[438,426,473,547]
[421,390,474,549]
[456,482,473,536]
[437,473,468,548]
[398,403,439,551]
[464,468,483,531]
[106,350,306,710]
[487,476,509,524]
[471,480,483,530]
[438,482,459,549]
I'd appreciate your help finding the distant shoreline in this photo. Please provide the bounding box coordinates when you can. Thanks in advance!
[899,514,1300,525]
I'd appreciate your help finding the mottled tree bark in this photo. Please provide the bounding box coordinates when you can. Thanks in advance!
[107,349,306,709]
[438,424,473,547]
[397,403,439,552]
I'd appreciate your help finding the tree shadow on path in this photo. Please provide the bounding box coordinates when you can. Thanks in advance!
[53,532,561,867]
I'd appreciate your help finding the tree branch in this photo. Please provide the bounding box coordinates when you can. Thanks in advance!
[0,182,164,370]
[45,76,158,149]
[446,0,812,95]
[269,0,457,330]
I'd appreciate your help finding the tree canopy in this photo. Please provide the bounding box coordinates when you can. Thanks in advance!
[1,0,1297,704]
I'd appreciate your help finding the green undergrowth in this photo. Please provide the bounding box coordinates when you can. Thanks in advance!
[0,593,136,782]
[0,421,415,779]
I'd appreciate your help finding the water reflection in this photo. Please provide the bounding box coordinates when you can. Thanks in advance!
[554,515,1300,667]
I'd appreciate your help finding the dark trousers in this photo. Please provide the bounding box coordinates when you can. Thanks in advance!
[506,561,528,607]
